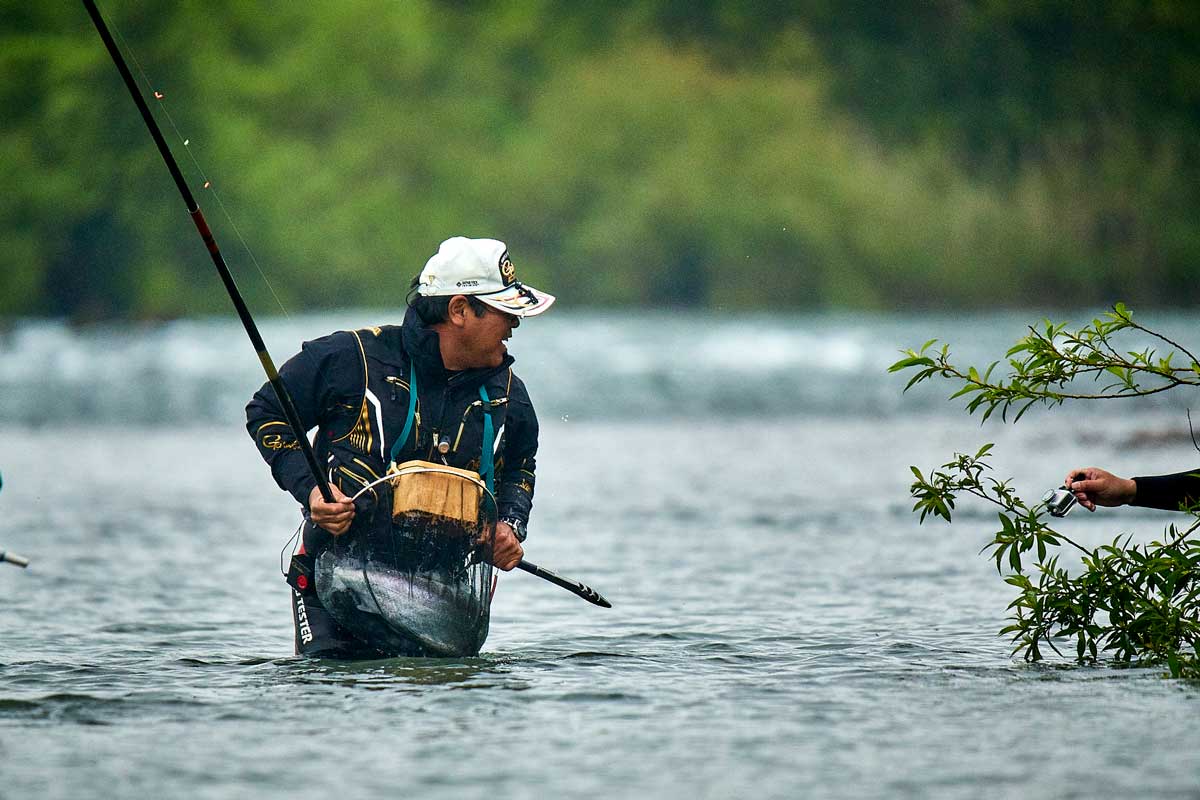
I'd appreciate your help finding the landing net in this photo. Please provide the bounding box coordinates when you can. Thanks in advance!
[316,463,497,657]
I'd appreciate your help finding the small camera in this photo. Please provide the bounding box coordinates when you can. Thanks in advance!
[1042,487,1077,518]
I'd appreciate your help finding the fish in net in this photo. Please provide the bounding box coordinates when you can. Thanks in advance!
[316,462,497,657]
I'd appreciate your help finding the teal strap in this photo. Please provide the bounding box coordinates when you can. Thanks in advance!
[389,360,418,465]
[479,384,494,493]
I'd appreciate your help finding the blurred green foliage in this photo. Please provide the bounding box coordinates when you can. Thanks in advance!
[2,1,1198,318]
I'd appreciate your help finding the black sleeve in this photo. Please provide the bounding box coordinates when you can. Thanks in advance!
[245,332,356,507]
[1131,468,1200,512]
[495,375,538,529]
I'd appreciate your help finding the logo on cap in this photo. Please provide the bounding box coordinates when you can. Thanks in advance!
[499,252,516,286]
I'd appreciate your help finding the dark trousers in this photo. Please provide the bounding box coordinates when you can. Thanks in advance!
[290,586,384,659]
[290,521,437,660]
[289,521,377,658]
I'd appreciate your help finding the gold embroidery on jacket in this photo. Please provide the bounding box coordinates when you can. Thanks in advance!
[347,402,373,453]
[331,330,373,454]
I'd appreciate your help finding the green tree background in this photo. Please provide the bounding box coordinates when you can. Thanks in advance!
[2,1,1197,319]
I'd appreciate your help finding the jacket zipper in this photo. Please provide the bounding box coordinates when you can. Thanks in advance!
[451,396,509,452]
[384,375,408,402]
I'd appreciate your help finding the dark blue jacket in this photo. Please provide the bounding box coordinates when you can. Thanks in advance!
[246,306,538,530]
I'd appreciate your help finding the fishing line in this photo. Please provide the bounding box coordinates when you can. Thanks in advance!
[102,4,291,319]
[279,522,304,578]
[84,0,334,503]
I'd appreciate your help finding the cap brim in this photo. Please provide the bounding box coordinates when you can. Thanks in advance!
[477,284,556,318]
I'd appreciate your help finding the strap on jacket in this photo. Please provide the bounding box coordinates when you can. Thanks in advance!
[479,384,495,493]
[390,360,418,465]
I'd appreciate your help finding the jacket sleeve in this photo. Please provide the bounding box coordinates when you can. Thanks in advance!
[1132,468,1200,512]
[495,375,538,529]
[245,333,354,507]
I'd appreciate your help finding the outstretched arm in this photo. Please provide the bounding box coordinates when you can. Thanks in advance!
[1066,466,1200,512]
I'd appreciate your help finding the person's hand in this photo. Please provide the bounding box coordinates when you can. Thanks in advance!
[308,483,355,535]
[484,521,524,571]
[1064,467,1137,511]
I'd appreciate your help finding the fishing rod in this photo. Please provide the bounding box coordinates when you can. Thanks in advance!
[81,0,333,504]
[83,0,610,608]
[0,473,29,568]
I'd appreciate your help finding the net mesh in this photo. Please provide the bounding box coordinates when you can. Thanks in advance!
[316,467,496,657]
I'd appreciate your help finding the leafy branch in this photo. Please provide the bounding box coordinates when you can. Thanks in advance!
[890,303,1200,422]
[898,304,1200,678]
[912,446,1200,677]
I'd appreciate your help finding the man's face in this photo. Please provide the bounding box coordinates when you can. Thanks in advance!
[460,303,520,368]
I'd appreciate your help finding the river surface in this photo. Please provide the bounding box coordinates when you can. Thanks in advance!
[1,310,1199,799]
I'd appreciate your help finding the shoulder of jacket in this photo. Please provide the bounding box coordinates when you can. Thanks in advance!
[353,324,407,363]
[354,324,403,340]
[298,330,362,361]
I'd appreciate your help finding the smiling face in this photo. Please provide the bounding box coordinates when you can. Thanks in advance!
[435,296,520,370]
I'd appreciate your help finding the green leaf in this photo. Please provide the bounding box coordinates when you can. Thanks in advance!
[1105,365,1130,384]
[949,384,981,400]
[888,356,935,373]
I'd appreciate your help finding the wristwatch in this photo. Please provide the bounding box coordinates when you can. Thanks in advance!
[499,516,528,543]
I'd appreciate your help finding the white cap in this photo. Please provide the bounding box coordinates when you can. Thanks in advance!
[417,237,555,318]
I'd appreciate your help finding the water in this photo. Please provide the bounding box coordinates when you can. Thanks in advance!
[2,310,1199,799]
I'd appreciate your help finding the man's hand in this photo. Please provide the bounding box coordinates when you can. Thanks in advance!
[309,483,355,535]
[1065,467,1137,512]
[486,521,524,571]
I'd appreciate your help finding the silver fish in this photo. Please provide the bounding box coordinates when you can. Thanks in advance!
[316,551,490,657]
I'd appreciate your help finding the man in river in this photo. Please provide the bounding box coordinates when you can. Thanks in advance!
[1063,466,1200,512]
[246,236,554,657]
